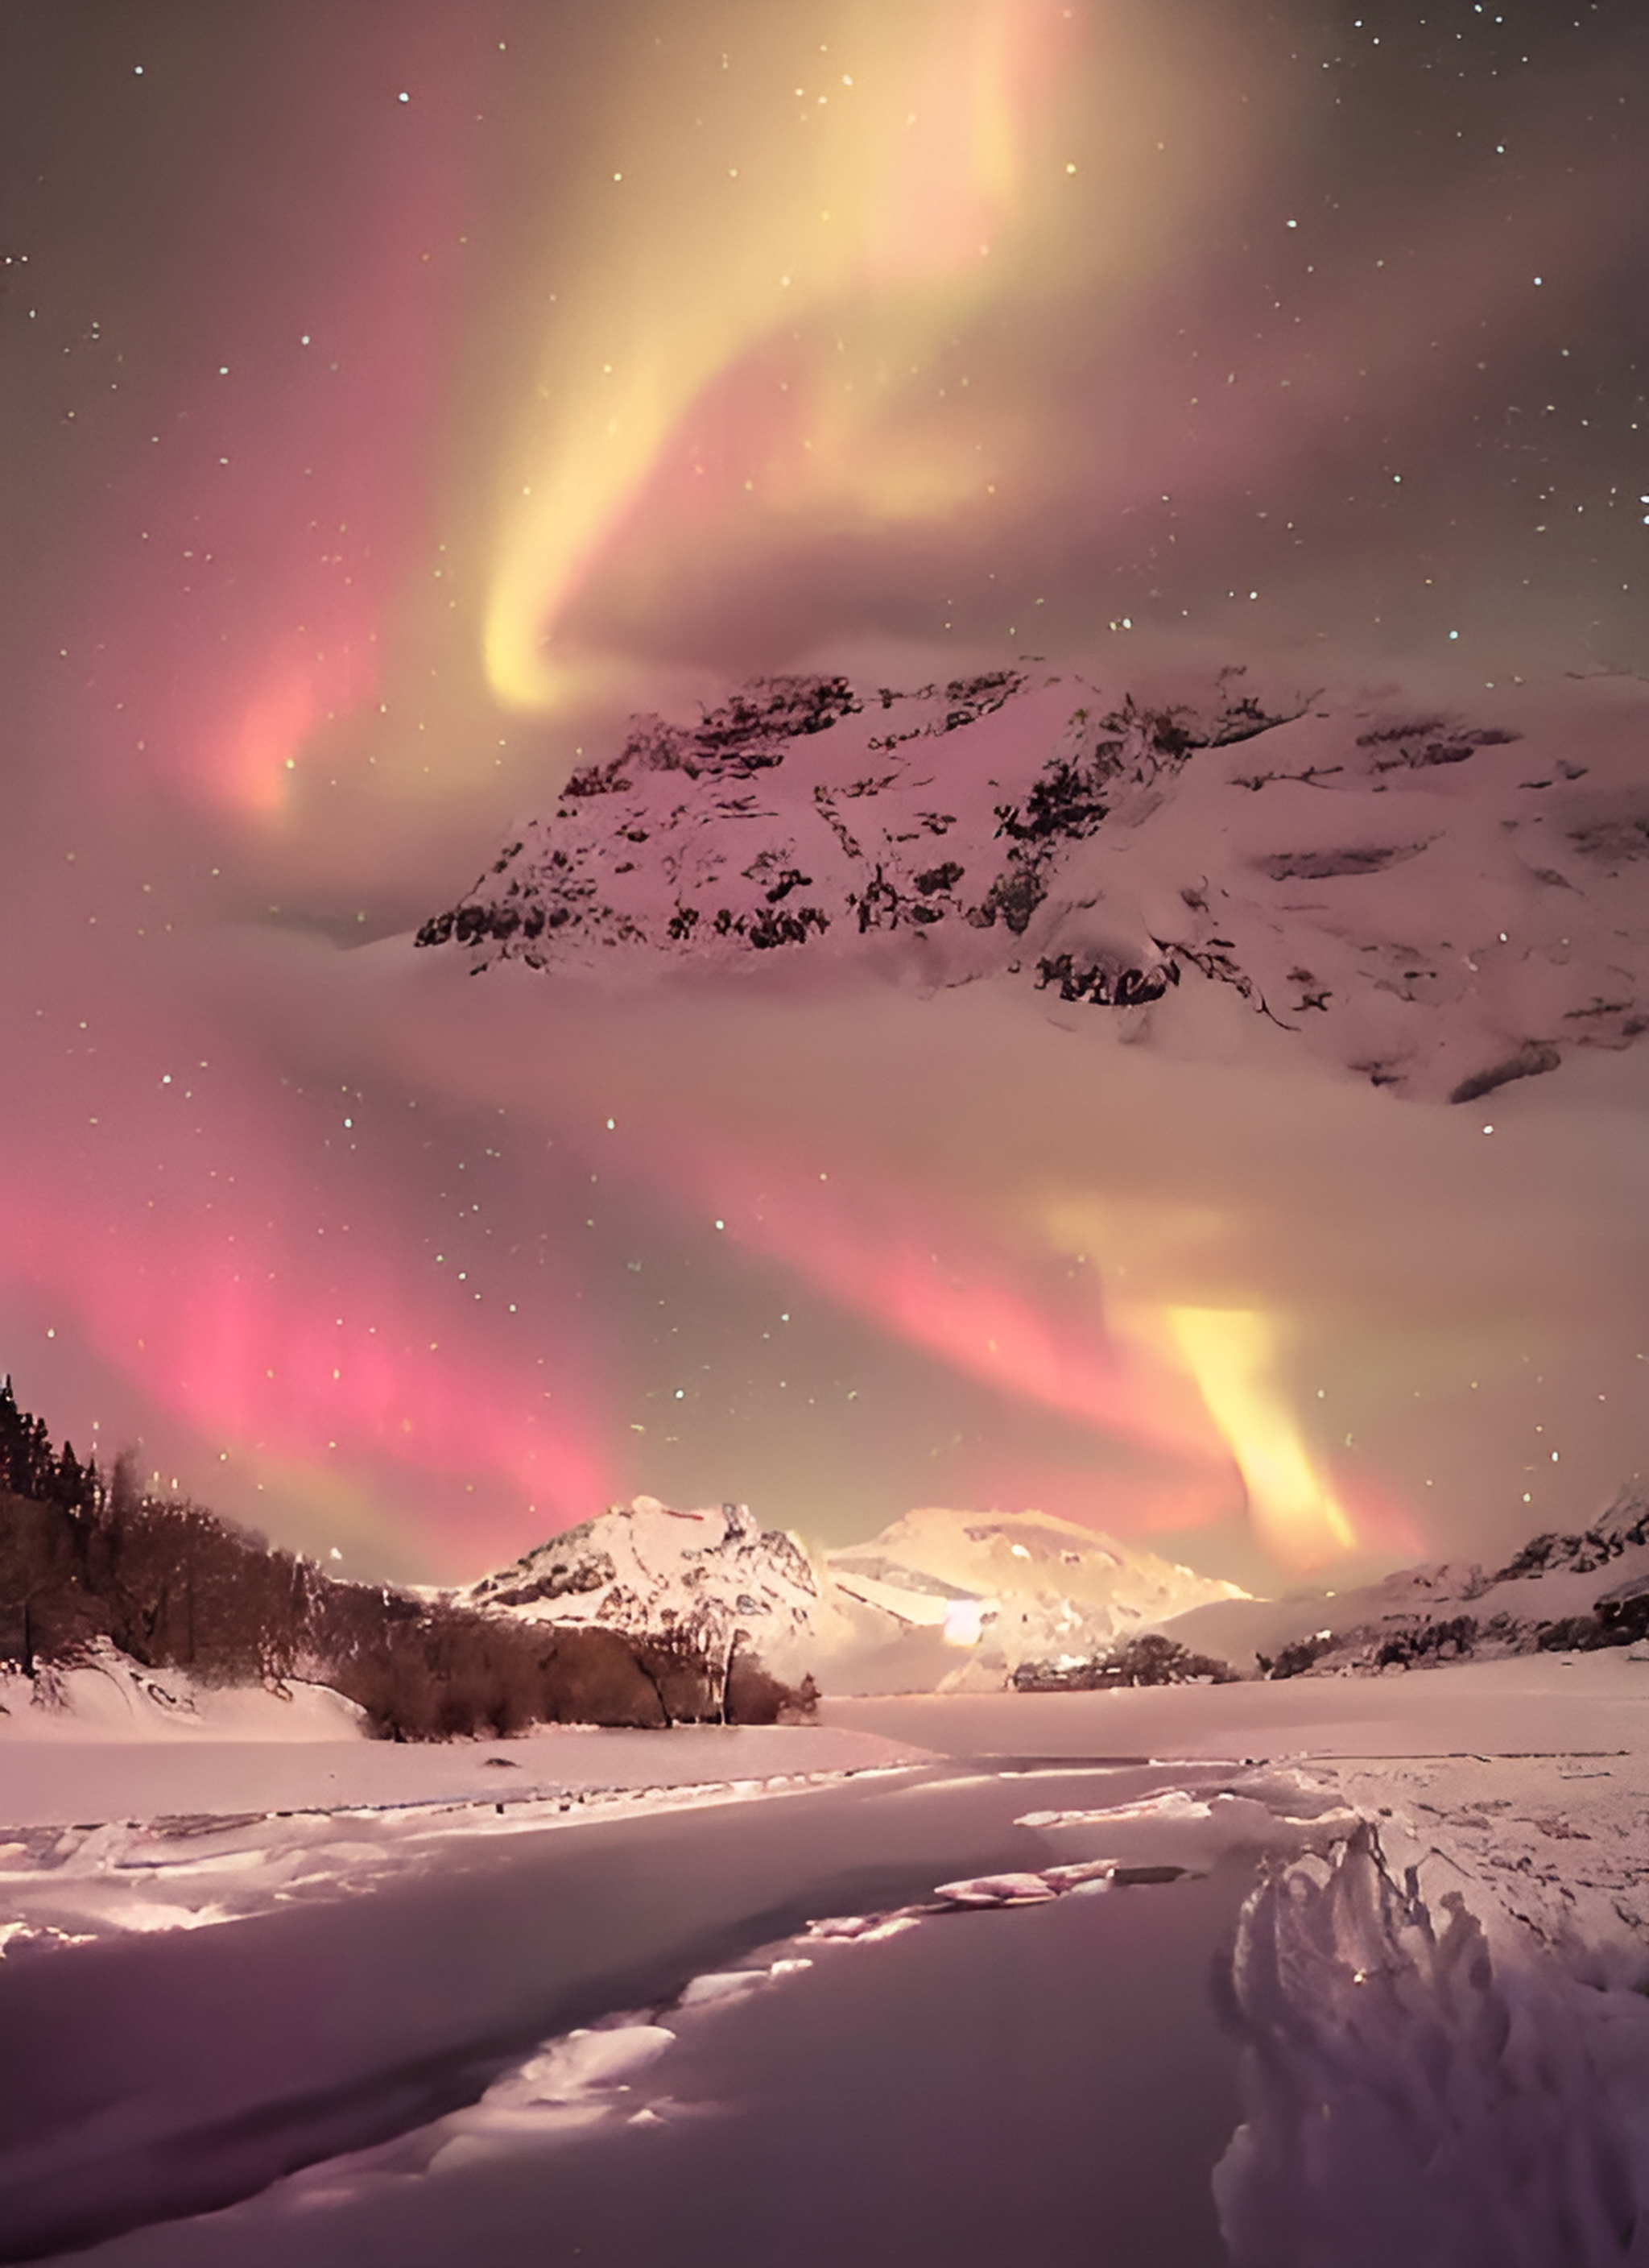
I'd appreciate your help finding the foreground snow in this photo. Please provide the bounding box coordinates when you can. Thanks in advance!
[3,1747,1249,2265]
[0,1646,368,1747]
[1,1654,1644,2265]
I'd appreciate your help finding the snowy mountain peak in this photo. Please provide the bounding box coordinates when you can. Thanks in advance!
[462,1496,820,1664]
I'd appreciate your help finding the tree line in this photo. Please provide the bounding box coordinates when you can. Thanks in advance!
[0,1379,805,1738]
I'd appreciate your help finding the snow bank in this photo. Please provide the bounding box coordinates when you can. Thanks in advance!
[1214,1820,1649,2267]
[0,1720,931,1840]
[822,1641,1649,1760]
[0,1645,366,1743]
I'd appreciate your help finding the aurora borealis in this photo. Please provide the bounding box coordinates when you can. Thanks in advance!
[2,0,1645,1587]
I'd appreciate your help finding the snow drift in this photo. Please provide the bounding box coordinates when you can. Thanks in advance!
[1213,1820,1649,2267]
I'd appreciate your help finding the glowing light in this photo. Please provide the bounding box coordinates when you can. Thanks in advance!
[0,1158,611,1575]
[229,649,375,814]
[943,1597,987,1645]
[1168,1307,1355,1566]
[680,1154,1224,1470]
[89,17,479,816]
[484,0,1081,711]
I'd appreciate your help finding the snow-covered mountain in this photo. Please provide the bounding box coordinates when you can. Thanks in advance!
[1152,1489,1649,1677]
[419,668,1649,1106]
[461,1496,1246,1695]
[822,1505,1248,1693]
[460,1496,824,1680]
[459,1488,1649,1695]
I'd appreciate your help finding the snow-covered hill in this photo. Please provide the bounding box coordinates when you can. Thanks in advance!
[0,1637,368,1742]
[823,1505,1248,1693]
[1152,1489,1649,1676]
[419,668,1649,1106]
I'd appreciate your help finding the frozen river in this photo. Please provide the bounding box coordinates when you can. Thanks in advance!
[5,1752,1251,2267]
[3,1659,1645,2266]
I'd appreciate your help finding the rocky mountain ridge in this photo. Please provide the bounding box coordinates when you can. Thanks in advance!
[418,668,1649,1105]
[461,1496,823,1699]
[1143,1489,1649,1682]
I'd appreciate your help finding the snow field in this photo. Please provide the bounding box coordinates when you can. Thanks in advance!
[2,1657,1644,2266]
[26,1761,1263,2267]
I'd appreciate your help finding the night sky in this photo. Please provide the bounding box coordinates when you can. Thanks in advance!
[2,0,1644,1589]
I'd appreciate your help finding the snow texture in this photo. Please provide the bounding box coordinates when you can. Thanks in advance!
[418,668,1649,1105]
[0,1639,368,1744]
[1213,1819,1649,2267]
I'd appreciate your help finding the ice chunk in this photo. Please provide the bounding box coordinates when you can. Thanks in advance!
[932,1872,1058,1906]
[515,2024,676,2098]
[679,1969,770,2006]
[1018,1787,1361,1872]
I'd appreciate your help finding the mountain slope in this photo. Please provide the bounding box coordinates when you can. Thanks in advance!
[461,1496,824,1672]
[1151,1489,1649,1676]
[418,669,1649,1105]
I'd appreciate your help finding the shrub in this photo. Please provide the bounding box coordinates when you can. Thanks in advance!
[1013,1633,1238,1691]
